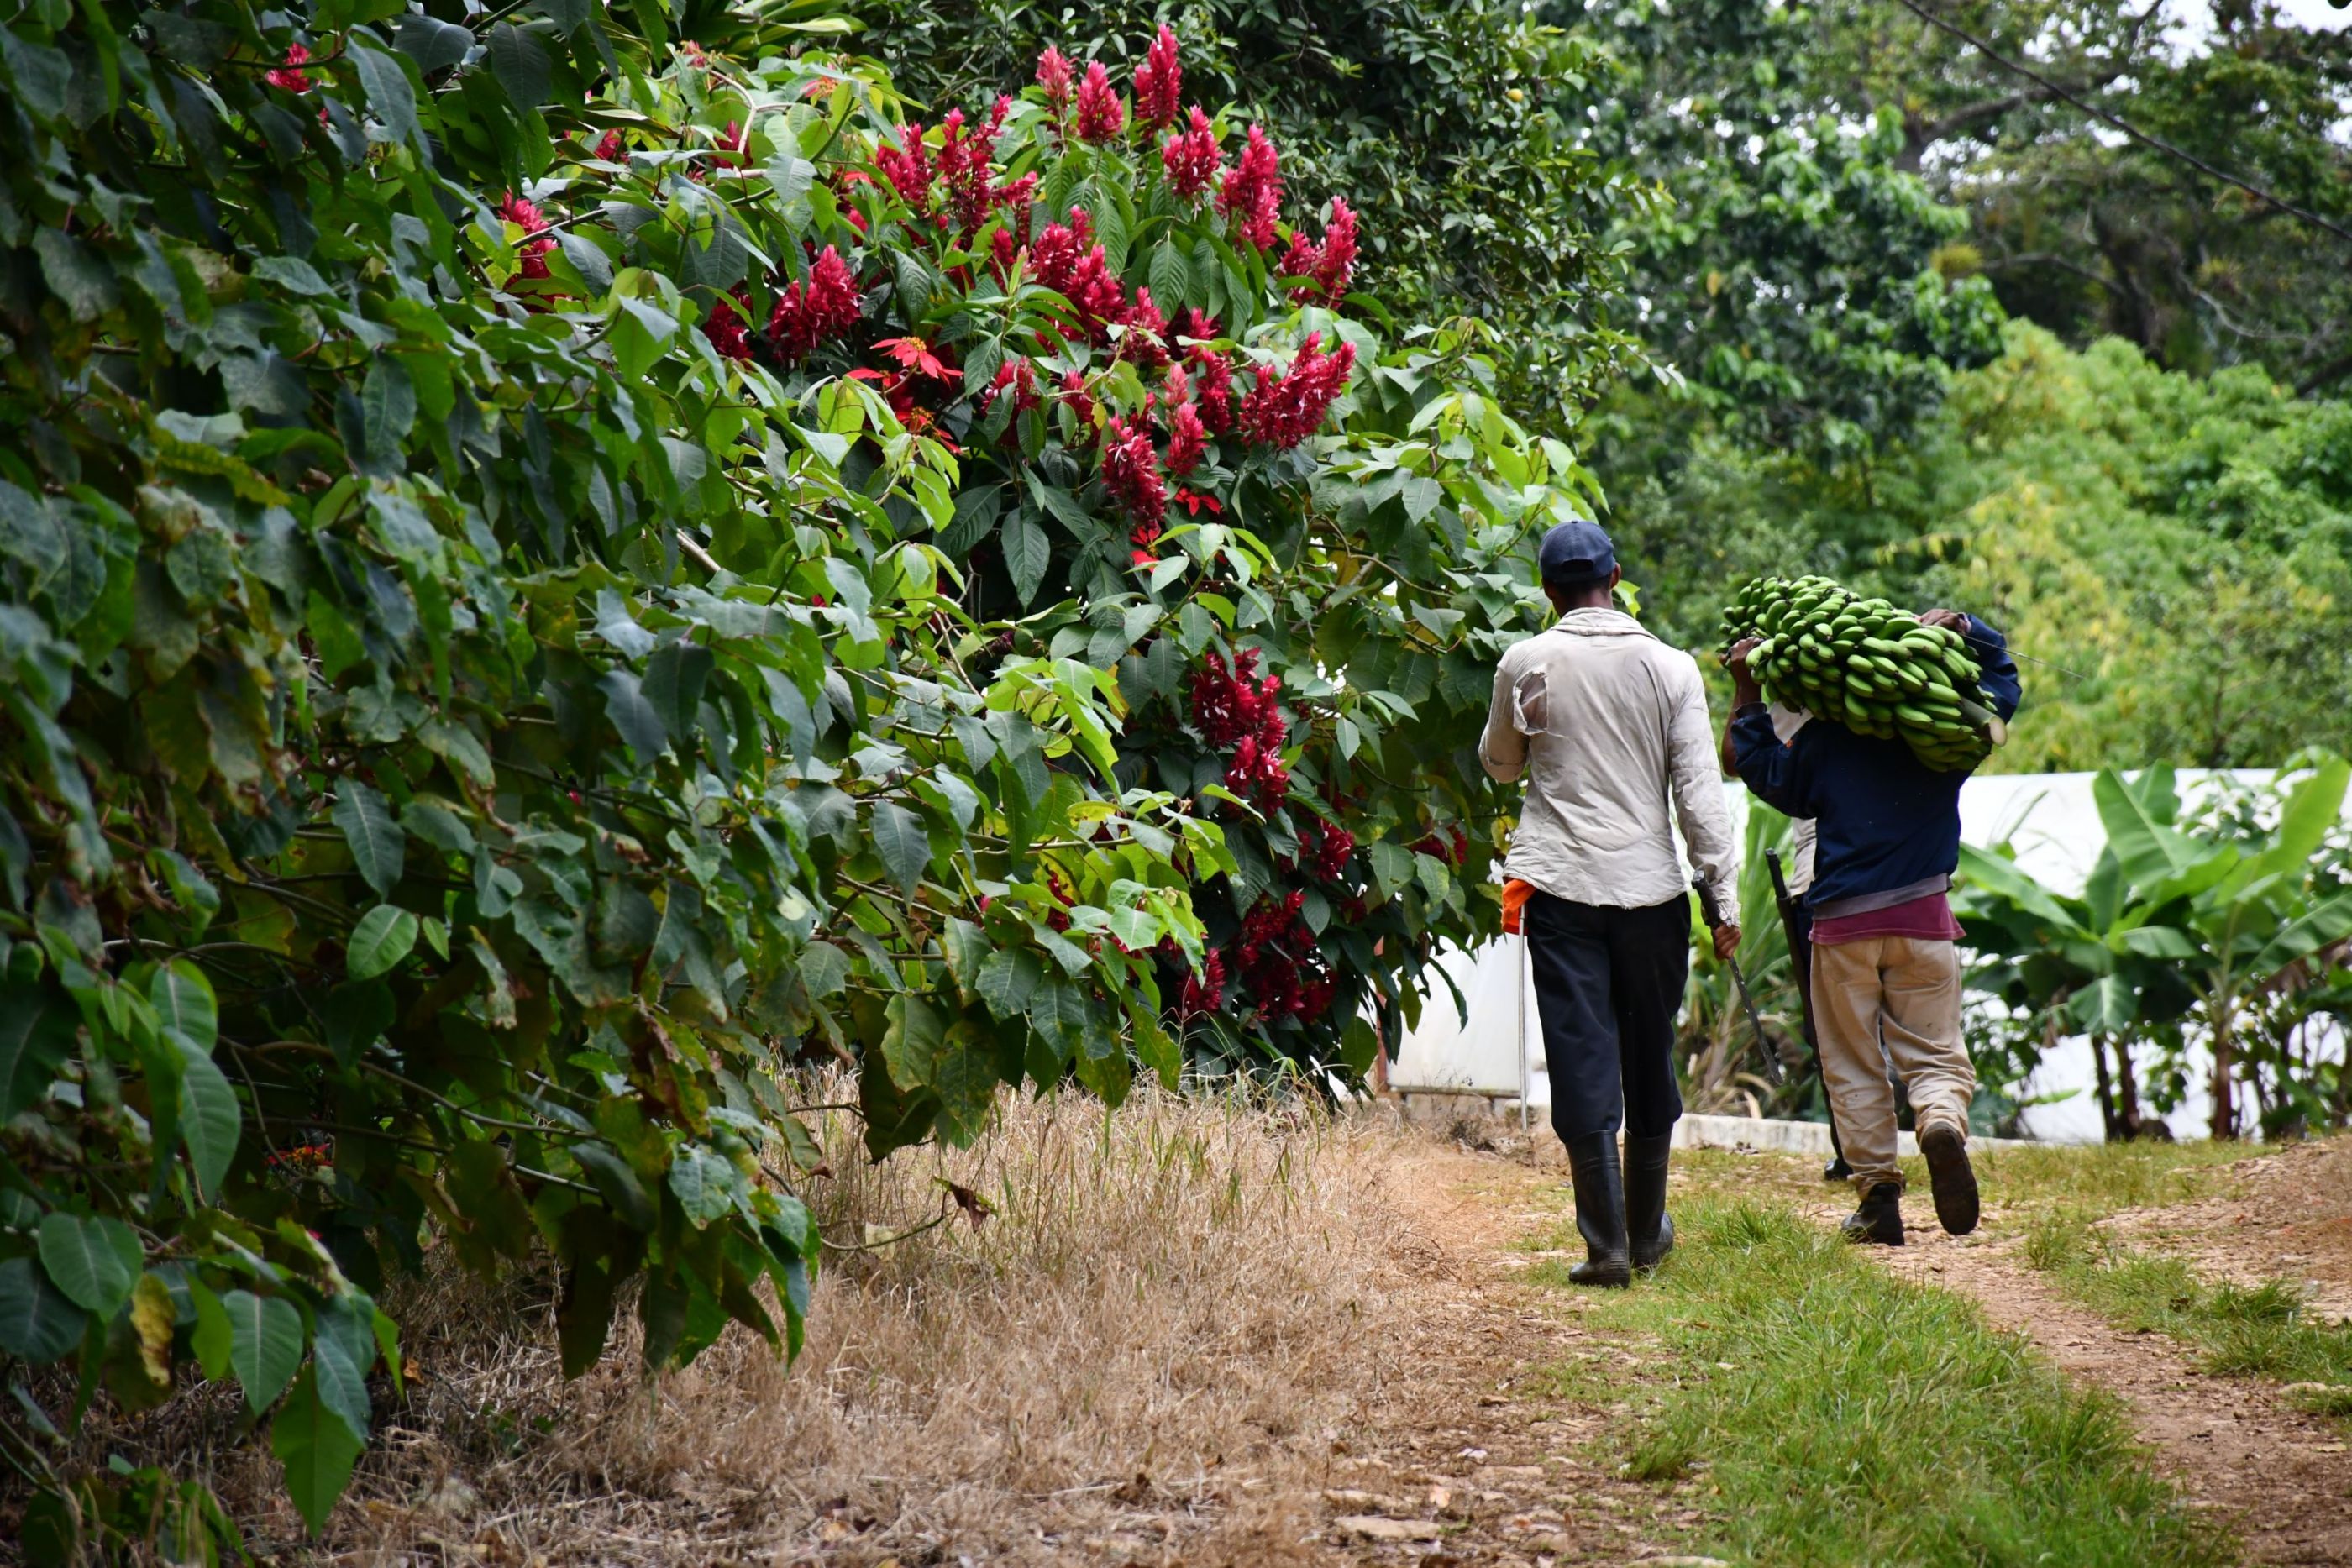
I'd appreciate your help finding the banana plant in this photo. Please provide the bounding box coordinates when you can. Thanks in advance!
[1956,756,2352,1139]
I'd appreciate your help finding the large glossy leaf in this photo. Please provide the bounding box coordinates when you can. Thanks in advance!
[346,905,421,980]
[331,779,407,898]
[272,1364,365,1532]
[2092,768,2213,898]
[178,1049,240,1198]
[148,959,217,1053]
[223,1288,305,1413]
[0,983,76,1117]
[0,1256,87,1363]
[37,1212,140,1318]
[869,801,929,895]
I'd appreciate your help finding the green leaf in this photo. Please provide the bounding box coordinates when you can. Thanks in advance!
[351,42,421,152]
[272,1364,366,1533]
[641,640,714,743]
[310,1332,372,1440]
[2067,974,2135,1034]
[346,905,421,980]
[179,1050,241,1198]
[668,1145,745,1226]
[974,947,1042,1020]
[332,779,407,898]
[486,20,551,106]
[38,1212,141,1318]
[942,918,990,1003]
[190,1282,232,1381]
[32,228,118,323]
[1,983,77,1116]
[1003,510,1049,606]
[869,801,929,895]
[0,1256,87,1364]
[880,992,946,1088]
[1148,240,1192,312]
[223,1288,305,1413]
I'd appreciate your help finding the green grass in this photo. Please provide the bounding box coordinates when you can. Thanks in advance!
[1526,1196,2228,1567]
[2024,1209,2352,1413]
[1968,1139,2254,1221]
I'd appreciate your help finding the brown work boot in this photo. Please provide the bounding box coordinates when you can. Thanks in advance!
[1919,1123,1980,1235]
[1841,1181,1903,1246]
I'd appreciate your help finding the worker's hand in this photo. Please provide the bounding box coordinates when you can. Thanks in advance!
[1712,923,1741,962]
[1919,608,1969,632]
[1724,637,1763,705]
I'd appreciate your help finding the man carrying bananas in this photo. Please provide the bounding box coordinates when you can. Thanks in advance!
[1481,519,1741,1287]
[1725,608,2021,1245]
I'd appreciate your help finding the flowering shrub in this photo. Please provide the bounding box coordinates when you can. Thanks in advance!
[0,0,1595,1550]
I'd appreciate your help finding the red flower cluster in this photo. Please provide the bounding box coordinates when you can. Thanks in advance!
[1219,125,1283,249]
[1302,818,1357,882]
[768,246,862,364]
[1075,61,1125,143]
[497,192,555,281]
[1282,197,1359,302]
[1410,825,1472,866]
[1101,414,1167,560]
[1029,207,1130,333]
[1134,25,1182,129]
[1173,943,1226,1016]
[1231,891,1336,1021]
[594,129,625,161]
[1037,47,1076,113]
[1179,312,1239,434]
[984,359,1042,416]
[1059,368,1097,435]
[1190,647,1279,747]
[267,41,312,93]
[1239,331,1356,448]
[703,291,755,360]
[1191,648,1291,811]
[1162,108,1223,202]
[1121,285,1171,370]
[1165,397,1209,475]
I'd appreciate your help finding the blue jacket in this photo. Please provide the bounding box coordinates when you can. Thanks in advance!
[1731,616,2022,911]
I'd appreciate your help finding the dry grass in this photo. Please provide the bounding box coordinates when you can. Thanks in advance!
[266,1083,1410,1565]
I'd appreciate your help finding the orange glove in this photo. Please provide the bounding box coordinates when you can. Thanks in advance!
[1500,878,1535,936]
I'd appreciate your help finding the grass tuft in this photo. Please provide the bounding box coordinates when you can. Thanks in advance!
[2019,1227,2352,1401]
[1531,1195,2228,1566]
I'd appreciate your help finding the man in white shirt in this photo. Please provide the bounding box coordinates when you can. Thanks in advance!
[1481,520,1741,1287]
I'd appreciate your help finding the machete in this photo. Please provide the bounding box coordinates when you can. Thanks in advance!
[1695,878,1781,1085]
[1769,847,1851,1177]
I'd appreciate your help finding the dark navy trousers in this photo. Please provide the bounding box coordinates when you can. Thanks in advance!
[1524,889,1690,1143]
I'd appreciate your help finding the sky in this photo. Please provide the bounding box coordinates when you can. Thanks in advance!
[2169,0,2352,43]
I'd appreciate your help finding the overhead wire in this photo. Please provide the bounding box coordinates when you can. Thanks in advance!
[1887,0,2352,251]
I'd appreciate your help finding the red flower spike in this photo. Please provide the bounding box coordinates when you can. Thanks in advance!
[1120,285,1171,370]
[1134,25,1182,129]
[1037,47,1076,112]
[594,129,625,162]
[268,41,313,93]
[1075,60,1125,144]
[1162,108,1223,202]
[1059,369,1097,437]
[1188,343,1237,433]
[1282,197,1357,301]
[1239,331,1357,449]
[497,191,556,280]
[701,291,755,360]
[1102,414,1167,535]
[766,246,862,365]
[1165,400,1208,476]
[1218,125,1283,249]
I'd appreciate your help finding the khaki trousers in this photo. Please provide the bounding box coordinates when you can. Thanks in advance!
[1810,936,1974,1193]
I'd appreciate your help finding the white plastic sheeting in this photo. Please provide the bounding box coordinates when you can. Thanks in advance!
[1390,769,2347,1141]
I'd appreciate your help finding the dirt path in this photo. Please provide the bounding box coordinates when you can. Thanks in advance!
[1878,1221,2352,1565]
[2105,1138,2352,1327]
[1295,1139,1718,1565]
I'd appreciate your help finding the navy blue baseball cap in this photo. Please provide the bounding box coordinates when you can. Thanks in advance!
[1538,519,1616,586]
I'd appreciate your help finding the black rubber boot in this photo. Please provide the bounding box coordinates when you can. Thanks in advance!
[1919,1123,1980,1236]
[1625,1133,1674,1272]
[1823,1155,1854,1183]
[1565,1132,1631,1287]
[1841,1181,1904,1246]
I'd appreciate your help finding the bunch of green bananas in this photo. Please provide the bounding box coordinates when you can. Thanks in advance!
[1719,575,2005,773]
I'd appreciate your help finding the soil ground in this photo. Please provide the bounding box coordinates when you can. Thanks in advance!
[157,1112,2352,1565]
[2098,1136,2352,1327]
[1307,1124,2352,1567]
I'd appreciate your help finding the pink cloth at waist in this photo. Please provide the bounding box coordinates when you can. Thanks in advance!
[1809,890,1964,947]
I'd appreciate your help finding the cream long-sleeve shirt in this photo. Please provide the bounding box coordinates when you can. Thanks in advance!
[1479,607,1739,915]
